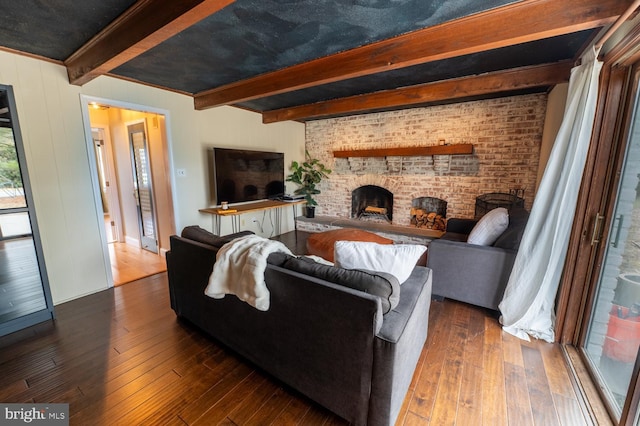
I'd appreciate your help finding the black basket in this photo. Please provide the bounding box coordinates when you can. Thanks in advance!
[475,192,524,220]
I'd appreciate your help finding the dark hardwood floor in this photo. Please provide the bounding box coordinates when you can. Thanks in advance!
[0,232,592,425]
[0,237,46,323]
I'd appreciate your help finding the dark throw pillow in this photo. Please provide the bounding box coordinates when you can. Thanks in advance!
[282,256,400,314]
[493,208,529,250]
[266,251,294,267]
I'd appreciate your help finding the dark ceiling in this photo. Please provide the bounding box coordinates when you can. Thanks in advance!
[0,0,629,122]
[113,0,520,93]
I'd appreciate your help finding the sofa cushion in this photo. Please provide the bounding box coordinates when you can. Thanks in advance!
[467,207,509,246]
[282,256,400,314]
[306,228,394,262]
[333,241,426,284]
[181,225,254,248]
[493,207,529,250]
[439,232,468,242]
[445,218,478,235]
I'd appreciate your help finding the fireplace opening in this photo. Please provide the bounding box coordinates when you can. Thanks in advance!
[410,197,447,231]
[352,185,393,222]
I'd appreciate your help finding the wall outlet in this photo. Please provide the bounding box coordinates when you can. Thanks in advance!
[176,168,187,177]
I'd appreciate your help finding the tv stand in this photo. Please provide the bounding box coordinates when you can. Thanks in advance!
[199,199,305,235]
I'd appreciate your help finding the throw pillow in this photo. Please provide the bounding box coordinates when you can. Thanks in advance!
[266,251,294,267]
[282,256,400,314]
[493,208,529,250]
[306,228,393,262]
[467,207,509,246]
[333,241,426,284]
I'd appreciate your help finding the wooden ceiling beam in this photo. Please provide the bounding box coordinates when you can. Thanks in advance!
[262,61,573,123]
[194,0,626,110]
[65,0,235,86]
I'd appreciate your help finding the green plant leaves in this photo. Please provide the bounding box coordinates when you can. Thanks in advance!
[285,152,331,206]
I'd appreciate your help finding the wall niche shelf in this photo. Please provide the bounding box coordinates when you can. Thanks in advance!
[333,144,473,158]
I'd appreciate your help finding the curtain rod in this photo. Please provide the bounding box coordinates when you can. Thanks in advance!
[594,0,640,50]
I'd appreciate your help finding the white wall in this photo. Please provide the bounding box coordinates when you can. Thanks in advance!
[194,107,305,236]
[0,50,304,304]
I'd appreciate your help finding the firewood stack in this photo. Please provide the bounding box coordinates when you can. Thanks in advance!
[410,208,446,231]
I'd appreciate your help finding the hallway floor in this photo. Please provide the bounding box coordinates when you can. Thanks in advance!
[108,242,166,286]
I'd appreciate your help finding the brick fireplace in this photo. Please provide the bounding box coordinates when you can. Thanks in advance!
[352,185,393,222]
[299,93,545,233]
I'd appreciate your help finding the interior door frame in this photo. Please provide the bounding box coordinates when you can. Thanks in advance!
[92,125,123,243]
[80,95,178,287]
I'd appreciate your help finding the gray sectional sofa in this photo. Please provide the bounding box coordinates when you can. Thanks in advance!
[166,227,432,425]
[426,207,529,310]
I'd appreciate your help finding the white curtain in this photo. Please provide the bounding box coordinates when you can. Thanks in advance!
[498,46,603,342]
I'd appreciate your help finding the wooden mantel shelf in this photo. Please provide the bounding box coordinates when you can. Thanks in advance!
[333,144,473,158]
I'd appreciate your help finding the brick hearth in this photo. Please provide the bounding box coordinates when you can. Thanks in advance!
[297,215,442,246]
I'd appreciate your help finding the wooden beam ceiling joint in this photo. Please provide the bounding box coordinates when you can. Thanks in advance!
[194,0,627,110]
[261,61,574,123]
[65,0,235,86]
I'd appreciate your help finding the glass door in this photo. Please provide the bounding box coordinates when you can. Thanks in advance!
[584,73,640,421]
[0,85,54,336]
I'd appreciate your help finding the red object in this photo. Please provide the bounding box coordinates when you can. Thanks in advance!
[603,305,640,363]
[306,228,394,262]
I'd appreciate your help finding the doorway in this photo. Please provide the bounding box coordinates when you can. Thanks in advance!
[583,83,640,414]
[562,56,640,424]
[83,98,173,286]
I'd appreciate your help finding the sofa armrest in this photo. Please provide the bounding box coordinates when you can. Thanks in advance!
[426,239,516,310]
[166,235,218,316]
[218,230,255,244]
[370,267,432,426]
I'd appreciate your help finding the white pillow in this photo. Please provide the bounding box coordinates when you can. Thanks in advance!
[333,241,426,284]
[467,207,509,245]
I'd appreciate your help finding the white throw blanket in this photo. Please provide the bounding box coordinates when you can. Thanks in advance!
[204,234,293,311]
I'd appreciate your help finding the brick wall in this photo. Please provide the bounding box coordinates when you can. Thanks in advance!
[305,93,547,225]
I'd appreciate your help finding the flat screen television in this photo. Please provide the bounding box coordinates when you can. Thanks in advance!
[208,147,285,205]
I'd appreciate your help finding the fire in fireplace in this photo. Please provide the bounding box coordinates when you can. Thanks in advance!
[352,185,393,222]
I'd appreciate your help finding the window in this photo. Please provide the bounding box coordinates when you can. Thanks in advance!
[0,85,54,336]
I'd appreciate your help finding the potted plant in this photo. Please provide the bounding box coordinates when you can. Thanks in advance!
[286,151,332,218]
